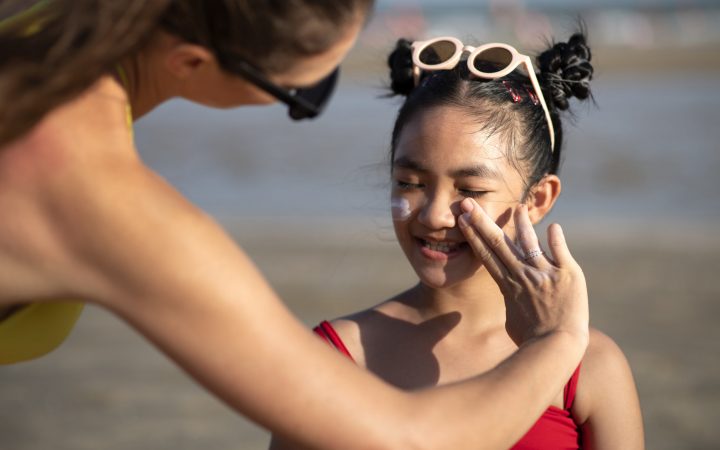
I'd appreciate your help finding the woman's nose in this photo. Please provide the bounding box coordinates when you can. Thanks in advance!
[417,193,457,230]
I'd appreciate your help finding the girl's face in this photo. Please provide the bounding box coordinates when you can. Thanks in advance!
[391,106,528,289]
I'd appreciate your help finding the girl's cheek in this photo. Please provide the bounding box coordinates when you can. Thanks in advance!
[479,200,505,221]
[391,196,413,221]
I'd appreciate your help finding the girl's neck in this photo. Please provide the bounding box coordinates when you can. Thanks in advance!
[405,274,507,334]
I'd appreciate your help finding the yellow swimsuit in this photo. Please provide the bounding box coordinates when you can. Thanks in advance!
[0,5,133,364]
[0,304,85,364]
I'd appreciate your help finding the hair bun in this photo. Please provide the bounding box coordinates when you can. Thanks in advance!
[537,32,593,111]
[387,38,415,96]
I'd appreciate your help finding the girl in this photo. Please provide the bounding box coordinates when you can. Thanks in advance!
[0,1,590,448]
[273,32,643,449]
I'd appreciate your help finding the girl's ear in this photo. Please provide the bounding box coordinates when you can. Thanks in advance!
[526,175,561,224]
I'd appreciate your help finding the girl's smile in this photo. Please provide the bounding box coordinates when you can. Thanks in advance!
[417,237,469,259]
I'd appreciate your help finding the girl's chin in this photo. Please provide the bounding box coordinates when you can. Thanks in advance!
[411,259,485,289]
[415,271,472,289]
[400,241,482,288]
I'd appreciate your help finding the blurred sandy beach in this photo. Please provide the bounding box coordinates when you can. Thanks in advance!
[2,1,720,449]
[1,220,719,449]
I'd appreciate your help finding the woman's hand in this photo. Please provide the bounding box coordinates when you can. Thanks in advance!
[458,199,589,348]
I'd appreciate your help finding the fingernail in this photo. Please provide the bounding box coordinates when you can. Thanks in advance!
[458,212,470,227]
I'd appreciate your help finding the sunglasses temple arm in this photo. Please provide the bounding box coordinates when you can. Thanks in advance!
[232,60,319,116]
[412,65,421,87]
[524,60,555,152]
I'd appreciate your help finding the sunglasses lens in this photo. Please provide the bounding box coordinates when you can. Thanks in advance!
[473,47,513,73]
[419,40,457,65]
[289,67,340,120]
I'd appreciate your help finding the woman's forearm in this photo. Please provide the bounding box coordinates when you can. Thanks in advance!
[271,330,584,450]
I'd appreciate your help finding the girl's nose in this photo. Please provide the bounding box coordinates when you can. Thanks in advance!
[417,193,457,230]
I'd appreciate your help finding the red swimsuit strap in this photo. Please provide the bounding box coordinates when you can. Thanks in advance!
[313,321,355,362]
[564,363,582,410]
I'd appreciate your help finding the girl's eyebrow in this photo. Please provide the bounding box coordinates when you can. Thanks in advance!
[393,156,428,173]
[393,156,501,180]
[451,164,502,180]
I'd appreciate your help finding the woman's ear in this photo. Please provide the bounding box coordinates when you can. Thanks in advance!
[164,41,216,79]
[526,175,561,224]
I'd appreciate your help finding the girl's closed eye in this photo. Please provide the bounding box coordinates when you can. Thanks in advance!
[459,188,489,199]
[395,179,423,190]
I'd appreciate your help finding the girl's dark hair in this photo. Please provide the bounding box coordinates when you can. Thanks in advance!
[0,0,374,145]
[387,31,594,193]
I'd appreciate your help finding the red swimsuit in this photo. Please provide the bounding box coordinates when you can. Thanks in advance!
[314,321,582,449]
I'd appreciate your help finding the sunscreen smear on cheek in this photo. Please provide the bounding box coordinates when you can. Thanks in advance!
[391,197,412,221]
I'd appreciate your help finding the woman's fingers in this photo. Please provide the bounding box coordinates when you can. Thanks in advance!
[546,223,575,268]
[514,205,550,269]
[458,199,523,278]
[459,200,589,347]
[458,215,507,283]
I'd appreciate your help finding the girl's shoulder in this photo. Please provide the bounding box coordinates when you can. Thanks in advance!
[322,297,412,367]
[322,316,365,366]
[584,328,627,368]
[572,327,637,423]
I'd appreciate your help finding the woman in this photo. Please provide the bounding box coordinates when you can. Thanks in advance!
[0,1,590,449]
[272,30,644,450]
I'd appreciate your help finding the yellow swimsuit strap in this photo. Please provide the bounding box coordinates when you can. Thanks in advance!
[115,65,135,136]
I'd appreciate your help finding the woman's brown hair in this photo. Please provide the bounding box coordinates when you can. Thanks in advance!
[0,0,374,146]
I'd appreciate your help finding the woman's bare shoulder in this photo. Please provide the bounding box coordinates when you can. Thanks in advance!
[1,76,134,174]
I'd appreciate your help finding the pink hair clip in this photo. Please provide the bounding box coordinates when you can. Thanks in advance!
[525,86,539,105]
[502,80,522,103]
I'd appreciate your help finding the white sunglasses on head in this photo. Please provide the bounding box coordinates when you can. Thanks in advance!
[411,37,555,152]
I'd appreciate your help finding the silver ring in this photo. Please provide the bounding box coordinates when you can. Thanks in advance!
[524,249,544,261]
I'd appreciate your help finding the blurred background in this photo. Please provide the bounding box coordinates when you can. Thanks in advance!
[2,0,719,449]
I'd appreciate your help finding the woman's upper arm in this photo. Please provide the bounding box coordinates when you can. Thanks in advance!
[575,329,645,450]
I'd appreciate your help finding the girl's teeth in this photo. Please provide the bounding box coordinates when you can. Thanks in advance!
[423,240,458,253]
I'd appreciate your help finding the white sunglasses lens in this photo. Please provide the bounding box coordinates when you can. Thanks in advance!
[419,40,457,65]
[473,47,513,73]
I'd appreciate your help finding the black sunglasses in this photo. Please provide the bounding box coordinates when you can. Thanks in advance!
[223,58,340,120]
